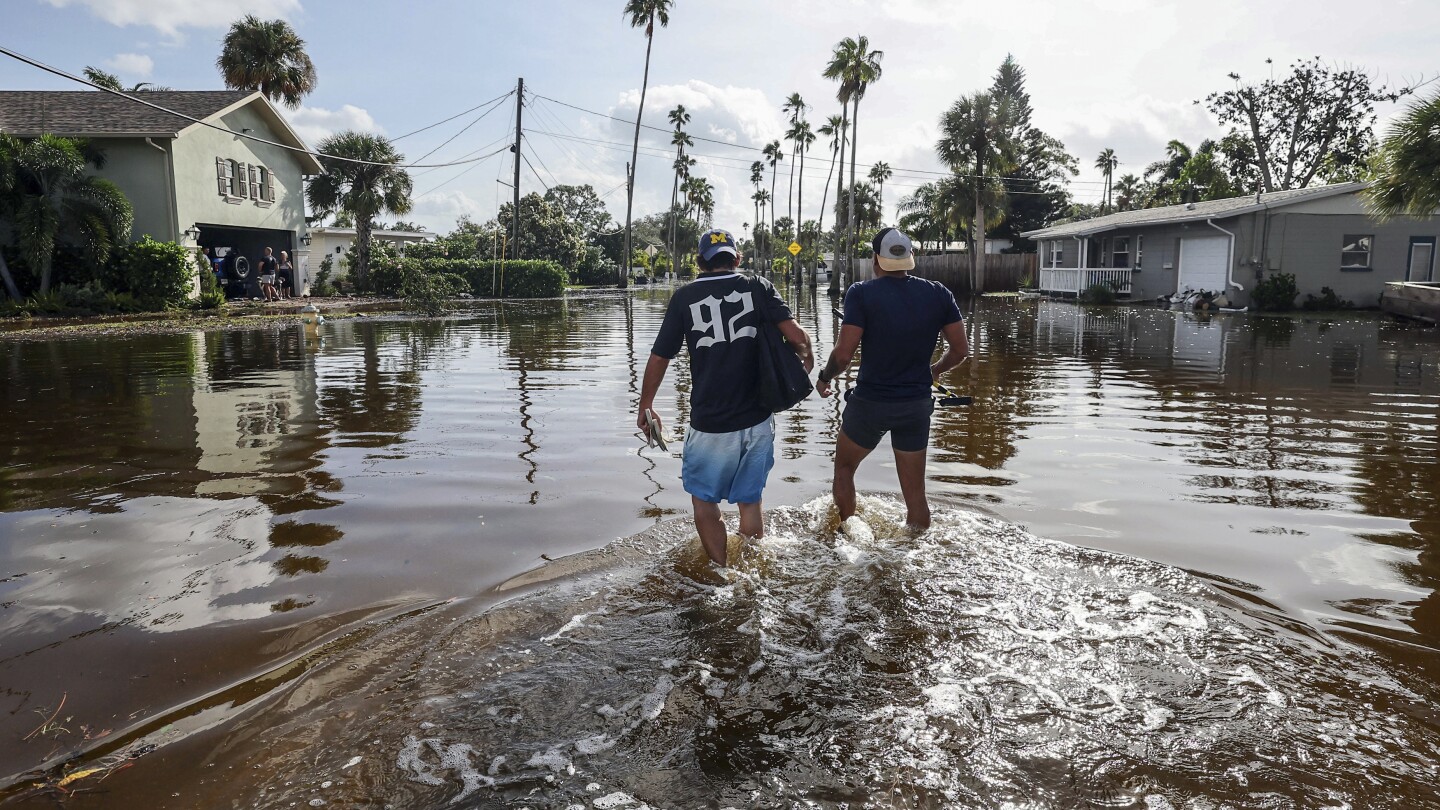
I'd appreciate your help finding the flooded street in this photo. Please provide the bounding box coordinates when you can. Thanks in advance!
[2,289,1440,807]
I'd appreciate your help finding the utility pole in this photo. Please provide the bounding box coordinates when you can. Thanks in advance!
[512,77,523,261]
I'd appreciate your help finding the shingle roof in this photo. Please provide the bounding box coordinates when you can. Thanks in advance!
[0,90,253,137]
[1021,182,1368,239]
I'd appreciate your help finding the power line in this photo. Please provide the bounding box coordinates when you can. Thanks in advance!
[413,144,512,198]
[533,91,1108,186]
[0,45,499,170]
[392,90,514,141]
[520,150,549,191]
[409,92,515,166]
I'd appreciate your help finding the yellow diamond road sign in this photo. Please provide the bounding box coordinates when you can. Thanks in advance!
[787,241,802,256]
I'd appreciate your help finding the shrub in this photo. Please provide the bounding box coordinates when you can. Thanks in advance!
[401,265,467,316]
[1079,281,1116,305]
[1302,286,1353,311]
[575,246,616,286]
[312,255,337,297]
[104,237,194,309]
[194,252,225,310]
[500,260,566,298]
[1252,272,1298,312]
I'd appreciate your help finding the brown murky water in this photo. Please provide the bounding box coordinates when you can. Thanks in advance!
[2,290,1440,807]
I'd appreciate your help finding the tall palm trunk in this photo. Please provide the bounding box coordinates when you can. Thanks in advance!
[356,213,373,290]
[831,108,848,291]
[787,144,796,229]
[669,153,680,277]
[769,169,779,274]
[796,145,806,286]
[834,96,859,296]
[621,21,655,289]
[973,153,984,293]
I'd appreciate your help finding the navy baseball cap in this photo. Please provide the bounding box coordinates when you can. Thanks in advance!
[698,229,738,262]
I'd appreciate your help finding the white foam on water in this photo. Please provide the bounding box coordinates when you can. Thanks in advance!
[541,609,606,642]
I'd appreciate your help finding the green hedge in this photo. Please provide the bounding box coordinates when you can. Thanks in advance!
[389,258,566,299]
[103,236,195,309]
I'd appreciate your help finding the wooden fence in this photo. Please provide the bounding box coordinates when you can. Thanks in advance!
[848,252,1036,294]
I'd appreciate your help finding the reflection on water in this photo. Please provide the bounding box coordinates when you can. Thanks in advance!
[1,292,1439,805]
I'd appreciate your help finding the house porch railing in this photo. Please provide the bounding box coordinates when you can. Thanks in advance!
[1039,267,1135,297]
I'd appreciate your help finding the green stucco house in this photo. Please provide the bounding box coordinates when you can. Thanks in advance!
[0,90,323,296]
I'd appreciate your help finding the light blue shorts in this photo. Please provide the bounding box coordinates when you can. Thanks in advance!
[681,418,775,504]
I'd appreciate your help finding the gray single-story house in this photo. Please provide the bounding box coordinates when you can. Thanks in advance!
[1022,183,1440,307]
[0,90,323,296]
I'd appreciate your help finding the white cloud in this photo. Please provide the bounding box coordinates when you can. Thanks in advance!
[105,52,154,79]
[284,104,383,147]
[43,0,301,36]
[409,190,488,232]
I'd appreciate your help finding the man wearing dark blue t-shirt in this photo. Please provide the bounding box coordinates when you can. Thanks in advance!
[815,227,969,531]
[640,229,813,566]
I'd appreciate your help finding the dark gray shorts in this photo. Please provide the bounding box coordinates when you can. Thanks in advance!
[840,393,934,453]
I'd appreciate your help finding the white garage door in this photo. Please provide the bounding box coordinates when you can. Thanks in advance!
[1178,236,1229,292]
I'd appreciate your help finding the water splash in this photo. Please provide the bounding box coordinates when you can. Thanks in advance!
[253,498,1440,807]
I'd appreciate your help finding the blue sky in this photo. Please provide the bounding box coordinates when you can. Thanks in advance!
[5,0,1439,233]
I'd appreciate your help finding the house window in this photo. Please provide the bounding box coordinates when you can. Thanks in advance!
[1341,234,1372,270]
[1049,242,1064,267]
[255,167,275,205]
[1135,235,1144,269]
[1113,236,1131,269]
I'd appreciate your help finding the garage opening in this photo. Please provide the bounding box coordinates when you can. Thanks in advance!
[1177,236,1229,294]
[197,225,295,300]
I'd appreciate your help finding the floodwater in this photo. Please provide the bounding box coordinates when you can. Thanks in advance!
[2,289,1439,808]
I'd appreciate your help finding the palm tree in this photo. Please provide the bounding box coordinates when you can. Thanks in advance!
[750,160,764,260]
[0,134,132,297]
[753,189,771,268]
[816,114,845,240]
[1365,88,1440,219]
[1144,140,1192,206]
[1112,173,1142,211]
[867,161,892,225]
[1095,148,1118,212]
[667,104,691,275]
[619,0,674,289]
[782,93,807,225]
[217,15,317,108]
[937,91,1019,290]
[763,140,784,271]
[789,120,815,283]
[83,66,170,92]
[305,132,413,291]
[823,35,883,294]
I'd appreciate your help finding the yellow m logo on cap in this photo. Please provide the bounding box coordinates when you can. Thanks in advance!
[709,232,730,244]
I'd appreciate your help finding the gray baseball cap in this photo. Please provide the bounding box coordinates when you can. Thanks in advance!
[872,227,915,272]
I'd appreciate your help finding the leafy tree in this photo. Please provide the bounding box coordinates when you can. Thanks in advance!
[1176,143,1237,201]
[306,132,413,291]
[217,15,317,108]
[667,105,692,272]
[787,116,815,280]
[1365,87,1440,218]
[938,91,1019,288]
[1202,57,1411,191]
[495,193,587,272]
[0,134,132,295]
[543,184,614,237]
[762,139,784,268]
[390,220,426,232]
[619,0,674,288]
[782,92,807,224]
[987,56,1076,250]
[1144,139,1193,205]
[823,35,883,294]
[1095,148,1118,212]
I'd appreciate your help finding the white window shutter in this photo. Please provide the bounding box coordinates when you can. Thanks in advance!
[248,165,260,200]
[235,163,248,198]
[216,157,228,196]
[266,171,276,203]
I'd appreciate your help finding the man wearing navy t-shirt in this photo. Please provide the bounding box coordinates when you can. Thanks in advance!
[639,229,813,566]
[815,228,969,531]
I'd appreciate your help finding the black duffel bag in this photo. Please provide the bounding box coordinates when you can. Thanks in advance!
[749,277,813,413]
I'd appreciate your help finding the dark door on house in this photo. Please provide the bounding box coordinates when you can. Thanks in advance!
[1408,237,1435,282]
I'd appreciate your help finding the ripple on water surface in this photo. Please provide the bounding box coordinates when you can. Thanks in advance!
[207,499,1440,809]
